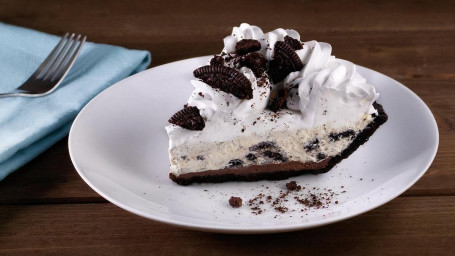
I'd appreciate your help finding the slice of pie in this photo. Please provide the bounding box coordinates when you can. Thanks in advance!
[165,24,388,185]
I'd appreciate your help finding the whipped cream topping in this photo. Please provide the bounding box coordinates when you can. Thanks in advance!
[166,23,379,149]
[286,57,378,128]
[223,24,301,61]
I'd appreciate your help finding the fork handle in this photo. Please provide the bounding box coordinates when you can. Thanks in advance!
[0,91,38,98]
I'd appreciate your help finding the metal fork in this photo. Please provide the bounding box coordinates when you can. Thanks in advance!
[0,33,86,98]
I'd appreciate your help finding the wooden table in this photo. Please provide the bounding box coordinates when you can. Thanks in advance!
[1,1,454,255]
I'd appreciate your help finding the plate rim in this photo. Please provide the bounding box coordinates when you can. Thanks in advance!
[68,56,439,234]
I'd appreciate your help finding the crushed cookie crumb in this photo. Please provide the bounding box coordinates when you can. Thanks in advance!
[229,181,341,216]
[275,206,288,213]
[229,196,242,208]
[286,181,298,191]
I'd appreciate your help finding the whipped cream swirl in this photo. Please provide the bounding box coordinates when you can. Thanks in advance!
[166,23,380,146]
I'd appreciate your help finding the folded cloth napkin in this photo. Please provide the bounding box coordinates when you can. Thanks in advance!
[0,22,151,181]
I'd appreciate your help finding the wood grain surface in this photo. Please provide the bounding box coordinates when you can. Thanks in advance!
[0,0,454,255]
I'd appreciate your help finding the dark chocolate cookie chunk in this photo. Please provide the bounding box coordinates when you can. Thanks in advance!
[268,41,304,83]
[229,196,243,208]
[304,138,320,152]
[245,153,257,161]
[268,88,289,112]
[284,35,303,50]
[228,159,244,167]
[263,150,288,162]
[210,55,225,66]
[239,52,268,77]
[329,130,356,141]
[193,65,253,99]
[249,141,277,152]
[168,106,205,131]
[286,181,298,191]
[316,153,327,161]
[235,39,261,55]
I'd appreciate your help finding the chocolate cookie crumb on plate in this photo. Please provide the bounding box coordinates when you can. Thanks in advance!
[286,181,298,191]
[229,196,243,208]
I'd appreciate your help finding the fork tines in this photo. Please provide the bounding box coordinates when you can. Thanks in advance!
[36,33,87,82]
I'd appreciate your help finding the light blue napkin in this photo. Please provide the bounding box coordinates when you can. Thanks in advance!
[0,22,151,181]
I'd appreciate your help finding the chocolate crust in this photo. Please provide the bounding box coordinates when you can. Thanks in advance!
[170,102,388,185]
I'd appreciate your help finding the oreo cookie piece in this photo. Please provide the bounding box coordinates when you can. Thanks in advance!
[268,41,304,83]
[239,52,268,77]
[317,153,327,161]
[304,138,320,152]
[235,39,261,55]
[249,141,277,152]
[210,55,225,66]
[245,153,257,161]
[268,88,289,112]
[168,106,205,131]
[263,150,288,162]
[329,130,356,141]
[284,35,303,50]
[228,159,244,167]
[194,65,253,99]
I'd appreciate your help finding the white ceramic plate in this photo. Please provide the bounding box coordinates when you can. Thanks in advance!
[69,56,438,234]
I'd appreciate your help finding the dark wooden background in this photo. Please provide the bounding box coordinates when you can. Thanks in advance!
[0,0,454,255]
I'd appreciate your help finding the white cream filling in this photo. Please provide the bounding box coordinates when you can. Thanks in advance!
[169,116,372,176]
